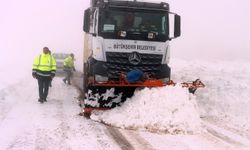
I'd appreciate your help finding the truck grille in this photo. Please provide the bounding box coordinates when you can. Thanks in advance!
[105,52,163,79]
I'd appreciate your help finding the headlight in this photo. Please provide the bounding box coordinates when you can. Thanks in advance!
[95,75,108,83]
[160,77,170,83]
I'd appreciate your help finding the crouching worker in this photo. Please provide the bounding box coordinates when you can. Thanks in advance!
[32,47,57,103]
[63,53,76,85]
[126,69,145,83]
[188,79,205,94]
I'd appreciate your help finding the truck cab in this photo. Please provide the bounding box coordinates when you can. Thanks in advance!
[83,0,181,84]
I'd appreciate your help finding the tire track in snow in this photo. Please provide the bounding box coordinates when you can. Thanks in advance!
[203,120,250,149]
[105,125,155,150]
[120,129,155,150]
[203,117,250,140]
[105,126,135,150]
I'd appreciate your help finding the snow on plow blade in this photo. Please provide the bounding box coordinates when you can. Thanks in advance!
[82,79,205,116]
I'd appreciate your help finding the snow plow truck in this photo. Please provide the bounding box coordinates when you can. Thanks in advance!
[82,0,204,115]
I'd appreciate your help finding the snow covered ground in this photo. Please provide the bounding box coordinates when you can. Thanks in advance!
[0,59,250,149]
[0,77,120,150]
[171,59,250,136]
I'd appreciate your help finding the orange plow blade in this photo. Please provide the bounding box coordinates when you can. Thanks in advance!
[82,79,205,116]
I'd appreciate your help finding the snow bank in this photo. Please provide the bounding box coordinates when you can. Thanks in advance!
[91,85,203,134]
[171,59,250,133]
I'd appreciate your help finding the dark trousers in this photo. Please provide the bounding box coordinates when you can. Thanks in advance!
[63,70,72,84]
[37,77,51,100]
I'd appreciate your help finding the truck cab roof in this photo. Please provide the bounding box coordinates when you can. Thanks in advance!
[91,0,169,11]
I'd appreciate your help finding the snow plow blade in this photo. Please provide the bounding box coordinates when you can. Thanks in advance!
[82,79,205,116]
[83,79,165,116]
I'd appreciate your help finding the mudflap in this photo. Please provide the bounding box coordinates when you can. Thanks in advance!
[84,86,136,114]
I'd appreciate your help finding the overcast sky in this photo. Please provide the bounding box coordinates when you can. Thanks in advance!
[169,0,250,61]
[1,0,250,72]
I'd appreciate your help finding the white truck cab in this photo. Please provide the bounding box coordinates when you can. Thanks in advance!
[83,0,181,84]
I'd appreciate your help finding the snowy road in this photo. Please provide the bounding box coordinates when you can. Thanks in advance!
[0,75,250,149]
[0,78,119,150]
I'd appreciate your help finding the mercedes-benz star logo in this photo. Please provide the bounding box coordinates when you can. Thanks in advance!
[128,52,141,65]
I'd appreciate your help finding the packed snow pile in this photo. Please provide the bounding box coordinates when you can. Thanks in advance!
[91,84,203,134]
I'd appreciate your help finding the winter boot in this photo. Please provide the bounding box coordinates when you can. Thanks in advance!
[63,79,66,84]
[38,98,43,103]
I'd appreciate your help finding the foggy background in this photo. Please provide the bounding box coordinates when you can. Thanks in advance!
[1,0,249,76]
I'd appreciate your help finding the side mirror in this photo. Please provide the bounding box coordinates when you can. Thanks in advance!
[83,9,90,32]
[174,14,181,38]
[168,13,181,40]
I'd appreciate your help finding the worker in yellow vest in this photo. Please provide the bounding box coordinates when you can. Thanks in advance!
[32,47,56,103]
[63,53,76,85]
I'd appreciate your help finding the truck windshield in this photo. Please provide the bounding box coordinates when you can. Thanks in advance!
[99,8,169,42]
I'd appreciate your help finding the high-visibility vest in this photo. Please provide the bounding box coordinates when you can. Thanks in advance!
[63,56,74,68]
[32,53,57,77]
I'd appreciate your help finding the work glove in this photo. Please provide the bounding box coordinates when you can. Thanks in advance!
[51,73,55,80]
[32,72,37,79]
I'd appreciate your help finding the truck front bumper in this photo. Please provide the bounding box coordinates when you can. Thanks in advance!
[88,58,171,80]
